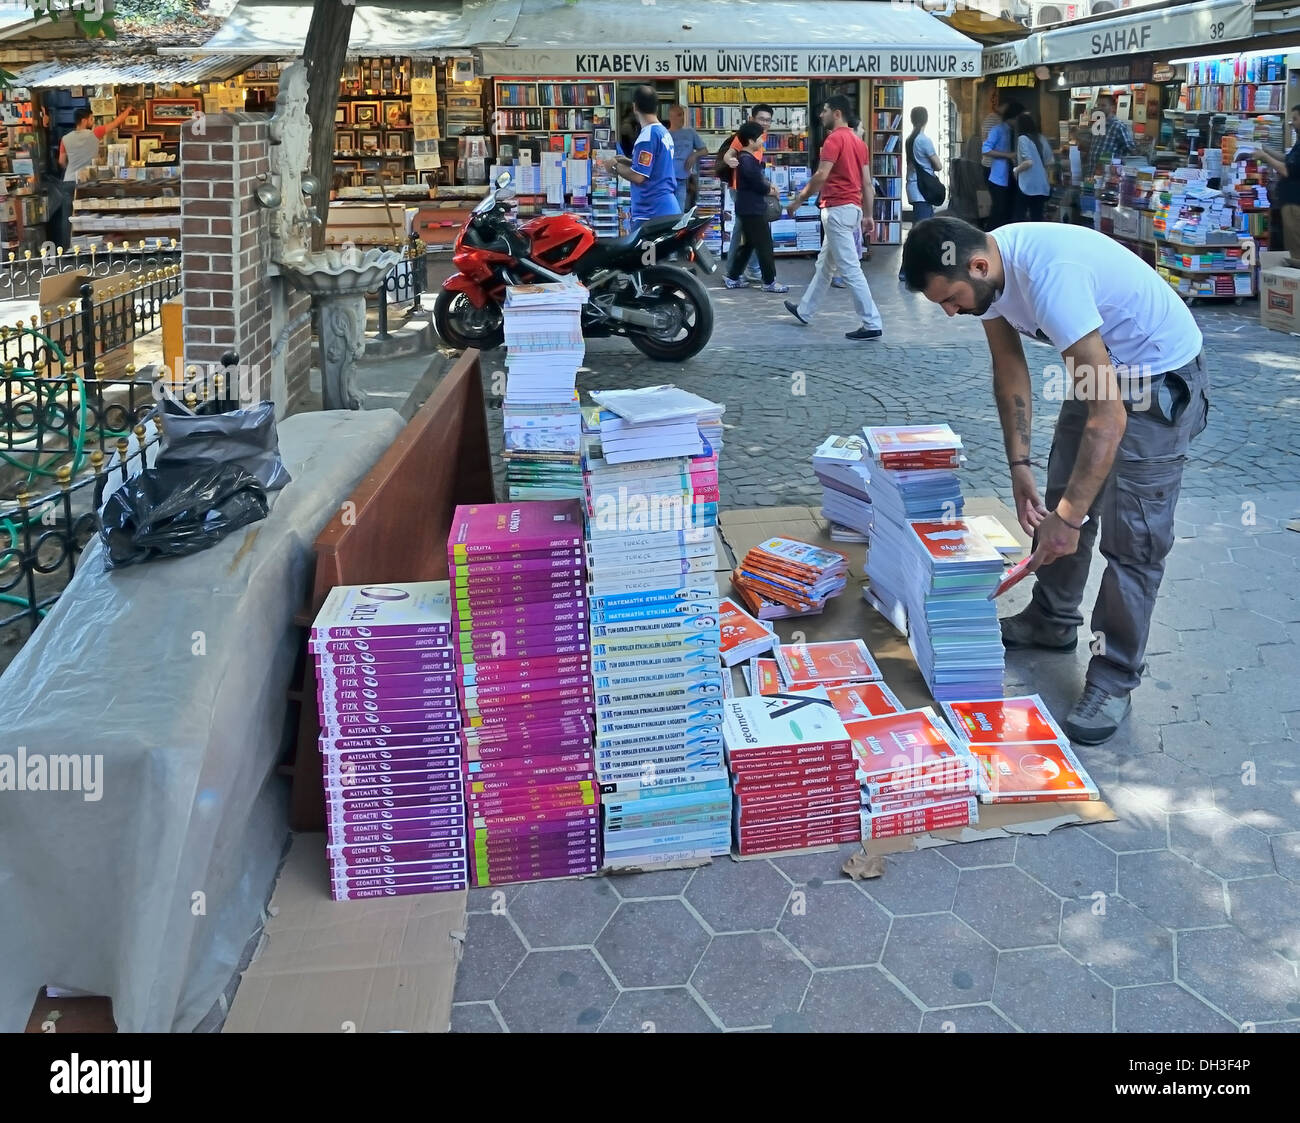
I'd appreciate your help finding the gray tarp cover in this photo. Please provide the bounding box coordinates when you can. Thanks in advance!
[0,408,406,1032]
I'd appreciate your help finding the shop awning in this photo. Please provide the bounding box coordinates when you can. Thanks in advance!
[182,0,505,58]
[7,53,251,88]
[1036,0,1256,65]
[476,0,984,79]
[980,36,1042,77]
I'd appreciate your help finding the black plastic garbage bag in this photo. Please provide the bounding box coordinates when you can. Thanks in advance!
[100,464,269,569]
[157,399,292,490]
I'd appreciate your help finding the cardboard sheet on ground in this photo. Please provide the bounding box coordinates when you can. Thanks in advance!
[223,833,465,1033]
[717,504,1114,869]
[0,408,406,1033]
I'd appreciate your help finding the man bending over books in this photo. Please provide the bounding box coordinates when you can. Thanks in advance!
[901,216,1209,745]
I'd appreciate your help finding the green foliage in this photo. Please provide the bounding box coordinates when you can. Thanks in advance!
[115,0,208,26]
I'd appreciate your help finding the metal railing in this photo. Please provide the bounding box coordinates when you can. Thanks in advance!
[0,241,182,303]
[374,234,427,341]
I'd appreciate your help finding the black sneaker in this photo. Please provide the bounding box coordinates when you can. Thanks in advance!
[845,327,883,341]
[784,300,809,325]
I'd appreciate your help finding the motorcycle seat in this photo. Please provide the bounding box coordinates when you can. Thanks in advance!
[592,214,686,251]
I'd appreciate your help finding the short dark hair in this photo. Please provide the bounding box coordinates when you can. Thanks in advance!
[900,215,988,293]
[73,107,93,127]
[1014,111,1039,139]
[825,95,853,122]
[1000,100,1024,121]
[749,103,774,119]
[632,85,658,116]
[1292,103,1300,114]
[737,120,764,146]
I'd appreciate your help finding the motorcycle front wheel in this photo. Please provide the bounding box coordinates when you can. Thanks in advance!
[624,266,714,362]
[433,289,505,352]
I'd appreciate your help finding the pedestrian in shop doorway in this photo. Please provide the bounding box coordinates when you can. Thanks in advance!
[1011,111,1054,222]
[667,104,706,214]
[602,86,678,226]
[1239,104,1300,267]
[1090,92,1134,177]
[723,121,788,294]
[982,101,1022,230]
[722,103,774,285]
[783,95,883,341]
[899,106,942,280]
[901,216,1210,746]
[55,103,133,249]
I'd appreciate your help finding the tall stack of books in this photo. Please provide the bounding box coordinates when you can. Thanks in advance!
[312,582,467,900]
[501,283,589,501]
[581,386,731,867]
[721,687,860,855]
[448,501,601,886]
[941,695,1100,804]
[848,707,980,840]
[732,537,849,620]
[812,434,872,541]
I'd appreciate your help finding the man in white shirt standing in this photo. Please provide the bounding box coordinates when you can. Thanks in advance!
[55,103,133,248]
[901,216,1210,746]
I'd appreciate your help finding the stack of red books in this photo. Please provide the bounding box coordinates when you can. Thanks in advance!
[732,536,848,619]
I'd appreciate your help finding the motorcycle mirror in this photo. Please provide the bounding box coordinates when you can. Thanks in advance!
[495,172,513,188]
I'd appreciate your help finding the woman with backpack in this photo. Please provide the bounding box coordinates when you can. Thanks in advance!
[899,106,943,281]
[1012,112,1054,222]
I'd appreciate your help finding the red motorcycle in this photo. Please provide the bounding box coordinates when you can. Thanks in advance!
[434,174,717,362]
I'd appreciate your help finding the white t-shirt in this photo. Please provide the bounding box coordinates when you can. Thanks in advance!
[905,132,939,204]
[62,128,101,182]
[981,223,1202,374]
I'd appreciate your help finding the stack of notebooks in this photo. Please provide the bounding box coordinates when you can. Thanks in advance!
[501,282,589,501]
[941,695,1100,804]
[718,596,776,666]
[312,582,467,900]
[847,707,980,840]
[721,687,860,855]
[732,537,849,620]
[812,434,872,541]
[448,501,601,886]
[582,386,731,866]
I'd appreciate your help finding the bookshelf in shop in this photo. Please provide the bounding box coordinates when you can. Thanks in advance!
[871,80,904,246]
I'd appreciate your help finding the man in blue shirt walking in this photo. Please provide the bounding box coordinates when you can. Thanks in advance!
[603,85,678,225]
[981,101,1022,230]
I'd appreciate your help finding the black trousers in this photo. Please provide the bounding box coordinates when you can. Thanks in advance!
[728,214,776,284]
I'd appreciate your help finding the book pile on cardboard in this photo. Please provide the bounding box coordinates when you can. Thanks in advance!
[581,386,731,866]
[848,707,980,840]
[941,695,1100,804]
[448,501,601,886]
[501,283,589,501]
[718,596,776,666]
[721,687,860,855]
[733,537,849,620]
[812,434,872,540]
[312,582,467,900]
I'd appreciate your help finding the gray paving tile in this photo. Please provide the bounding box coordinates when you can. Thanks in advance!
[606,867,697,899]
[1255,1020,1300,1032]
[1114,984,1236,1032]
[1151,595,1215,632]
[1083,785,1169,853]
[598,988,720,1033]
[994,947,1113,1032]
[507,877,620,948]
[1145,654,1229,702]
[1160,720,1246,775]
[496,949,618,1033]
[1274,833,1300,883]
[1060,897,1174,986]
[450,1002,504,1033]
[1228,875,1300,963]
[1016,827,1118,900]
[1197,691,1290,745]
[919,1005,1018,1033]
[1202,560,1275,596]
[1238,588,1300,623]
[777,881,891,967]
[1176,927,1300,1024]
[690,931,811,1029]
[935,837,1017,868]
[1169,809,1275,879]
[1211,750,1300,835]
[1164,577,1242,612]
[882,914,998,1006]
[770,843,864,887]
[595,899,711,987]
[953,866,1062,950]
[860,849,960,915]
[1172,626,1267,671]
[800,967,921,1033]
[1118,850,1227,930]
[467,882,525,914]
[1115,752,1217,813]
[685,857,796,933]
[453,912,528,1003]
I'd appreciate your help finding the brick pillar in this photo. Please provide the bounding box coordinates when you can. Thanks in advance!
[181,113,273,400]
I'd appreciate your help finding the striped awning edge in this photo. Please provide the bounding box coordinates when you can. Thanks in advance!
[8,54,252,88]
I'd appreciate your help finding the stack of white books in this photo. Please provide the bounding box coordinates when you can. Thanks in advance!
[812,434,873,538]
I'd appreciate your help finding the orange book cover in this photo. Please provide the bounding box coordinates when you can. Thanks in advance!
[845,707,971,784]
[732,571,819,613]
[776,639,882,686]
[968,741,1100,803]
[821,682,904,721]
[865,424,961,454]
[718,597,775,662]
[940,695,1069,746]
[908,520,1003,566]
[751,657,784,695]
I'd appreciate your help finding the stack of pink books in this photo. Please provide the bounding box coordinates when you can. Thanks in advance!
[449,501,601,886]
[312,582,467,900]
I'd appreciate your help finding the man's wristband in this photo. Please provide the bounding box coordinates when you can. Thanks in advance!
[1056,510,1087,531]
[1009,458,1033,469]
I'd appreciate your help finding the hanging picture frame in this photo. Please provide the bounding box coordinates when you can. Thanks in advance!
[146,97,202,126]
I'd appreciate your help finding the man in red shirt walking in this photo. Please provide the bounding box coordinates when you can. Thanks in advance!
[784,96,883,340]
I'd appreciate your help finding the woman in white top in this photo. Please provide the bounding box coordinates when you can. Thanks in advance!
[1012,112,1054,222]
[899,106,942,280]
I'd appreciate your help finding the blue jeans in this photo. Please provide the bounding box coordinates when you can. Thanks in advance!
[674,183,688,212]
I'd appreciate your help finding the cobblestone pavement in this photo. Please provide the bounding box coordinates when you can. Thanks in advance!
[448,244,1300,1032]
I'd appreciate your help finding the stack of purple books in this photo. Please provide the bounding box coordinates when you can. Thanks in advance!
[449,501,601,886]
[312,582,467,900]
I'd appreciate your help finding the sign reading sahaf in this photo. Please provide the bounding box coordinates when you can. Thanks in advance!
[478,47,981,78]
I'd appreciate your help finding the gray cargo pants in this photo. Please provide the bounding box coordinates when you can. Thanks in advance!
[1031,352,1210,695]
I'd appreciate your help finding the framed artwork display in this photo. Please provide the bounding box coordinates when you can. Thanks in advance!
[146,97,202,126]
[352,101,379,126]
